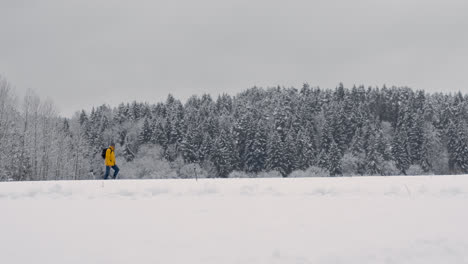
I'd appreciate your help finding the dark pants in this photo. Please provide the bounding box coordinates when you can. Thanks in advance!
[104,165,120,179]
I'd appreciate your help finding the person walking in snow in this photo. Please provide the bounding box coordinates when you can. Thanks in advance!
[104,143,120,179]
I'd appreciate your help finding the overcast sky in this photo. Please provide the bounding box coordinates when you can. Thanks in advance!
[1,0,467,117]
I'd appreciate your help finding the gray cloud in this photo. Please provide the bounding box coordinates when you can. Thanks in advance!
[1,0,467,116]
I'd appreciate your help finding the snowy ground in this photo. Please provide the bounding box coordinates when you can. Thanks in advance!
[1,176,468,264]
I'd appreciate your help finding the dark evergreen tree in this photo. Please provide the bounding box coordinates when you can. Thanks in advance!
[283,131,297,176]
[295,128,316,170]
[244,127,267,173]
[392,129,410,175]
[180,127,201,163]
[328,140,342,176]
[151,121,168,149]
[364,133,384,175]
[199,133,213,162]
[211,128,236,177]
[408,111,424,164]
[420,123,438,172]
[446,121,458,172]
[454,121,468,173]
[138,118,152,145]
[266,130,287,176]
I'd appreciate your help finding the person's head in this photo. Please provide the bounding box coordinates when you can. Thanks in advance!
[110,142,115,149]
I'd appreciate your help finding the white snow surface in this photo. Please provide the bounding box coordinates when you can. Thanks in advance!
[1,175,468,264]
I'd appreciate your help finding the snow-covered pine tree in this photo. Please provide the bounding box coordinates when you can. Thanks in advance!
[454,120,468,173]
[332,105,348,154]
[150,120,168,149]
[180,126,201,163]
[211,127,236,177]
[294,127,316,170]
[233,108,255,171]
[446,121,458,173]
[138,118,152,145]
[328,140,342,176]
[318,116,333,169]
[364,133,384,175]
[283,130,297,176]
[392,128,410,175]
[266,130,287,176]
[198,133,213,162]
[420,122,439,172]
[408,111,424,164]
[244,126,267,173]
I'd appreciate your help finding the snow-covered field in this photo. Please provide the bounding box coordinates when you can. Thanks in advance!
[1,176,468,264]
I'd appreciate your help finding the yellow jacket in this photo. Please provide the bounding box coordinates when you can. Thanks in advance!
[105,146,116,166]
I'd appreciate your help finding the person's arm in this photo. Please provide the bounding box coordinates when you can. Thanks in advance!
[111,150,116,165]
[106,148,112,165]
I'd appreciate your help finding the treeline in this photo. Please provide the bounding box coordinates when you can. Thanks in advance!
[1,75,468,181]
[0,77,81,181]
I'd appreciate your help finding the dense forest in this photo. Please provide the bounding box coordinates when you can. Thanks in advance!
[1,75,468,181]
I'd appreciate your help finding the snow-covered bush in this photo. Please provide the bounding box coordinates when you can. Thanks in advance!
[170,156,185,175]
[407,165,431,176]
[304,166,330,177]
[288,166,330,178]
[289,170,308,178]
[340,153,360,176]
[257,170,282,178]
[380,160,400,176]
[118,144,177,179]
[431,149,449,175]
[201,160,218,178]
[124,157,177,179]
[178,163,208,179]
[228,171,256,178]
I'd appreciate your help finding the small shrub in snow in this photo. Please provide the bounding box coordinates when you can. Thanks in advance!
[431,149,449,175]
[118,144,178,179]
[178,163,208,179]
[125,157,177,179]
[407,165,431,176]
[380,160,400,176]
[228,171,253,178]
[289,166,330,177]
[305,166,330,177]
[170,156,185,174]
[289,170,308,178]
[201,161,218,178]
[257,170,282,178]
[340,153,360,176]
